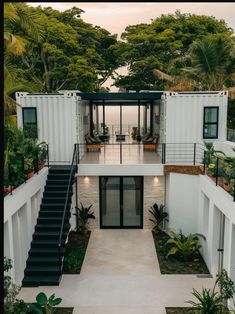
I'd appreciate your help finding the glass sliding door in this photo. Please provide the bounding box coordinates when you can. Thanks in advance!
[100,176,143,228]
[123,177,142,227]
[100,177,120,227]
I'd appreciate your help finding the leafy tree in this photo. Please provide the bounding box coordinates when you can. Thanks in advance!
[7,4,120,92]
[115,10,234,91]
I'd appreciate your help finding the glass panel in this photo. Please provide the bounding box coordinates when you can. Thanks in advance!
[204,124,217,138]
[101,177,120,226]
[123,177,142,227]
[23,108,36,123]
[204,108,218,123]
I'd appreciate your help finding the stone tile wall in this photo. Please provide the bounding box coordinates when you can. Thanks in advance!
[76,176,165,229]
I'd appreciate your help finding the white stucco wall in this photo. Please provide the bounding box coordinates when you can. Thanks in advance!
[4,168,48,284]
[165,173,199,234]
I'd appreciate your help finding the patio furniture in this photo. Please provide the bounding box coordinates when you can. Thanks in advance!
[85,134,102,152]
[143,134,159,151]
[99,135,110,142]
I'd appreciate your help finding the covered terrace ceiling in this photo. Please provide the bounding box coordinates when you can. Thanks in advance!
[76,92,163,105]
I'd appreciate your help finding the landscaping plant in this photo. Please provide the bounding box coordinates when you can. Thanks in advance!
[73,203,95,232]
[30,292,62,314]
[187,269,235,313]
[63,247,86,272]
[149,203,168,233]
[166,230,202,261]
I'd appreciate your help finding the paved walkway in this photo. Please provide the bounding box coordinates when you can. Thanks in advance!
[18,230,215,313]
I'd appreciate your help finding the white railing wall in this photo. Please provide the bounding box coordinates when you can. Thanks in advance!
[4,168,48,284]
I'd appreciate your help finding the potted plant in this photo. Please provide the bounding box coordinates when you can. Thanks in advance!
[36,142,47,170]
[24,157,35,179]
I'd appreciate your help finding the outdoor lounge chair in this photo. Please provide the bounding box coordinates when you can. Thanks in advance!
[143,134,159,151]
[85,134,101,152]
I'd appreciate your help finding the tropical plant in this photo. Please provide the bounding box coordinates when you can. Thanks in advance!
[63,247,85,272]
[216,269,235,305]
[149,203,168,233]
[30,292,62,314]
[187,287,224,314]
[4,257,23,314]
[166,229,202,261]
[73,203,95,231]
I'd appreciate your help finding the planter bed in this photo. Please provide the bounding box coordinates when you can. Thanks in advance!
[166,308,199,314]
[54,307,73,314]
[63,230,91,274]
[152,231,210,274]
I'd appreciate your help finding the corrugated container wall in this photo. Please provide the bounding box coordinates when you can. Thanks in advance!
[16,92,85,163]
[164,91,228,143]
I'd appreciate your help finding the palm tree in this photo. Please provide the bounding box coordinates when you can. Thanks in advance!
[4,3,42,115]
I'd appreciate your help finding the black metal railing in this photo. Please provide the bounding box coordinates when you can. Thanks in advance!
[227,128,235,142]
[204,151,235,201]
[77,142,205,166]
[4,143,50,197]
[58,143,79,272]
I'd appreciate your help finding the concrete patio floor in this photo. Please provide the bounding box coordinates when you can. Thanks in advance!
[18,229,215,313]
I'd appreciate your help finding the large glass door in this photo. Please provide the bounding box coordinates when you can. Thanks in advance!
[100,176,143,228]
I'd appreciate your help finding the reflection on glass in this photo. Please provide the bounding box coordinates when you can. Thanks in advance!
[123,177,142,227]
[101,177,120,226]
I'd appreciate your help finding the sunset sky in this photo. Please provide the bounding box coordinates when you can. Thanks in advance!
[28,2,235,36]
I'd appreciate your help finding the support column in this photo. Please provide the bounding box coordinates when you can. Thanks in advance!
[96,105,99,133]
[120,103,122,134]
[137,99,141,142]
[102,100,105,136]
[89,101,93,136]
[150,100,154,135]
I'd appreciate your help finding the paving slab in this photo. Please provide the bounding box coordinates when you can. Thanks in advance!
[18,230,215,313]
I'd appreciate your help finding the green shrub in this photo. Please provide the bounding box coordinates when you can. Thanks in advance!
[30,292,62,314]
[63,247,85,272]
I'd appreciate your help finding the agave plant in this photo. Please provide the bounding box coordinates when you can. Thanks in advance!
[166,229,202,261]
[187,288,223,314]
[149,203,168,233]
[73,203,95,232]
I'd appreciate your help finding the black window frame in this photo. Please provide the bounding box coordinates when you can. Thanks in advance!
[22,107,38,139]
[203,106,219,139]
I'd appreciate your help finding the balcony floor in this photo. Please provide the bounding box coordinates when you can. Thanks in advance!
[79,144,162,164]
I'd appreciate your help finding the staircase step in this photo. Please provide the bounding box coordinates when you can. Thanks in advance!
[24,266,61,276]
[22,275,61,287]
[37,217,70,225]
[46,179,74,185]
[44,185,73,192]
[33,231,67,240]
[40,203,71,211]
[41,197,71,204]
[26,256,61,266]
[48,174,72,180]
[31,240,65,248]
[35,223,70,232]
[49,168,76,175]
[38,211,71,218]
[29,247,65,257]
[43,191,73,198]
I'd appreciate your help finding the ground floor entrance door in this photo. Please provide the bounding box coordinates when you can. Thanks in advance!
[99,176,143,228]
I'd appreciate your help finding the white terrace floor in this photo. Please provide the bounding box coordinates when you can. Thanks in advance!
[18,230,215,314]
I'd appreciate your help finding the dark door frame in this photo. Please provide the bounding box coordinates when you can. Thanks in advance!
[99,176,144,229]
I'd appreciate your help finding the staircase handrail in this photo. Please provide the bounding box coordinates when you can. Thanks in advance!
[58,143,78,269]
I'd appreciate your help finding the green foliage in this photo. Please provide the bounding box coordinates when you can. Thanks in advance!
[149,203,168,233]
[73,203,95,231]
[187,288,223,314]
[166,230,202,261]
[63,247,85,272]
[6,3,119,92]
[216,269,235,302]
[30,292,62,314]
[115,10,234,91]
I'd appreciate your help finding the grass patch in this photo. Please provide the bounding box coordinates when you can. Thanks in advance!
[63,230,90,274]
[152,231,210,274]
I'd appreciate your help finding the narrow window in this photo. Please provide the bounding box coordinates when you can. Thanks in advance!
[203,107,219,139]
[22,108,38,139]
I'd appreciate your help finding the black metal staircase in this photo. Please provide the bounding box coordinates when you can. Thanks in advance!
[22,145,78,287]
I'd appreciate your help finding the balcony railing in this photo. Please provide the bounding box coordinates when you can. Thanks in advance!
[78,142,205,165]
[204,152,235,201]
